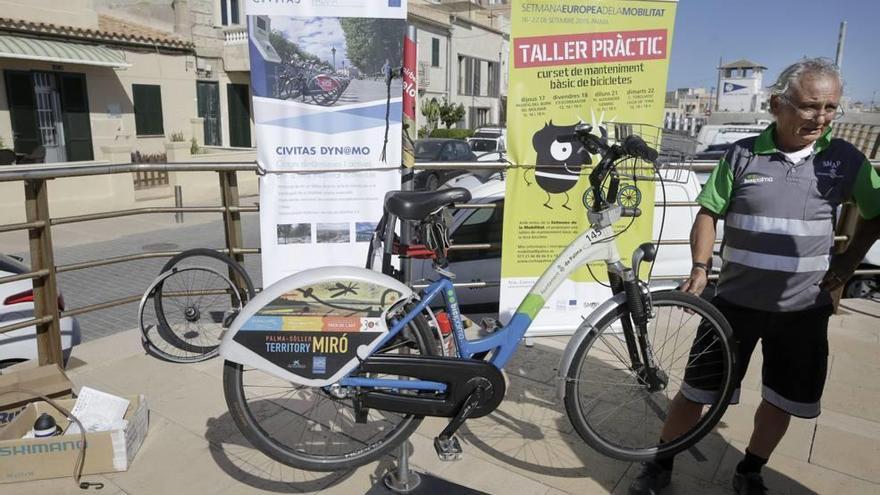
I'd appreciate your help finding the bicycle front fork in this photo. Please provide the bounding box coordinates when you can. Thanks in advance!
[608,268,667,392]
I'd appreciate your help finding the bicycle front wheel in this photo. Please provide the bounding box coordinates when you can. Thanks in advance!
[564,290,735,461]
[154,248,255,355]
[223,309,440,471]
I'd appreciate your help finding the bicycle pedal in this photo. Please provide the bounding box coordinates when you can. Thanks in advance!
[433,435,463,461]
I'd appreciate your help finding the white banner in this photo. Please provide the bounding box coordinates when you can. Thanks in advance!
[247,3,406,286]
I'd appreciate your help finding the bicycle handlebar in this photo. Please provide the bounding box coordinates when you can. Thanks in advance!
[620,135,658,163]
[560,125,659,212]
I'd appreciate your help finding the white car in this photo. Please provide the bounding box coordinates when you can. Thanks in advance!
[413,168,705,311]
[844,240,880,300]
[467,126,507,162]
[0,254,81,369]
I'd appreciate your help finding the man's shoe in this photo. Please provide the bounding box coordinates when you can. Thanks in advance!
[732,471,768,494]
[628,461,672,495]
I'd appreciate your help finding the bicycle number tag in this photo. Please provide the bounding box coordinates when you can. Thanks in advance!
[221,268,411,387]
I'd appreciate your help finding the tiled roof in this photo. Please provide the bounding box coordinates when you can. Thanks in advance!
[0,15,194,51]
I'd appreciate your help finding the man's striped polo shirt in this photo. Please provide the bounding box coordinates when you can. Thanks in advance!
[697,124,880,312]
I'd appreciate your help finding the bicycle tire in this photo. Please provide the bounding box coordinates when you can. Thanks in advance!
[312,87,342,106]
[223,309,440,471]
[154,248,255,355]
[564,290,735,461]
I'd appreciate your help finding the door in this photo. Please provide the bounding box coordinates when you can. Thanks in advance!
[4,71,40,156]
[58,73,93,162]
[197,81,221,146]
[227,83,251,148]
[33,72,66,162]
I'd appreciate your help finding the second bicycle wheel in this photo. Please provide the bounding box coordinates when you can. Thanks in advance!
[154,249,255,355]
[223,309,441,471]
[564,290,735,461]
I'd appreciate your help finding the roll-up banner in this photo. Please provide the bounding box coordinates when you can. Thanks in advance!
[501,1,678,336]
[246,1,408,286]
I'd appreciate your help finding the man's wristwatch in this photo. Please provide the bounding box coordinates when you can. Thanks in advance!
[692,261,710,273]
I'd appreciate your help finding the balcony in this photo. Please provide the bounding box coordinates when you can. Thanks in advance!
[222,26,250,72]
[224,27,248,45]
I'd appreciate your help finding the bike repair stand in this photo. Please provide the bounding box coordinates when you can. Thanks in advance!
[366,442,489,495]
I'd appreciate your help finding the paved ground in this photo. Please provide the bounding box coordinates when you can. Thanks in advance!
[5,298,880,494]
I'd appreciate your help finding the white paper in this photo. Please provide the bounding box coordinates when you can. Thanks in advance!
[65,387,130,435]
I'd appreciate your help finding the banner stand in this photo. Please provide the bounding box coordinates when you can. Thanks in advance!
[366,442,489,495]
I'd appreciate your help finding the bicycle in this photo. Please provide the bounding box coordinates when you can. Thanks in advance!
[277,57,347,106]
[218,125,736,471]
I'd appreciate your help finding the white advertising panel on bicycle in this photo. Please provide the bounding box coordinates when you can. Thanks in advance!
[247,1,407,285]
[220,266,412,386]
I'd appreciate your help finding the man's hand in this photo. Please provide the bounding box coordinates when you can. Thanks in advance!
[680,267,709,296]
[819,262,853,292]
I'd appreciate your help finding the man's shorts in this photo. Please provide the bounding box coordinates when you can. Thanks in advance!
[681,297,833,418]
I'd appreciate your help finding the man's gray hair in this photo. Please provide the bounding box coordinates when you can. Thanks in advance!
[768,57,842,98]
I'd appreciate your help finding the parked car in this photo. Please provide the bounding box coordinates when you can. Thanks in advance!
[0,253,80,369]
[411,168,706,312]
[694,142,732,161]
[414,138,479,190]
[467,125,507,162]
[694,123,766,154]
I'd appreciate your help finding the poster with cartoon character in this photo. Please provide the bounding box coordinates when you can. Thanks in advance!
[247,1,408,286]
[501,0,678,335]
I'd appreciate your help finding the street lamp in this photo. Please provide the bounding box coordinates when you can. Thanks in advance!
[331,47,336,71]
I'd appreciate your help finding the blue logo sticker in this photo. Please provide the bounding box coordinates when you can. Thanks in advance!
[313,356,327,375]
[388,0,401,6]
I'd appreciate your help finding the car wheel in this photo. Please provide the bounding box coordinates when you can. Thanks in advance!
[843,276,879,300]
[424,173,440,191]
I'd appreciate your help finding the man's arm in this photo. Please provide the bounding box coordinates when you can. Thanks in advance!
[821,214,880,291]
[822,159,880,293]
[681,208,719,296]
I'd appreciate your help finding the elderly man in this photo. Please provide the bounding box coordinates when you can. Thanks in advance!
[630,57,880,495]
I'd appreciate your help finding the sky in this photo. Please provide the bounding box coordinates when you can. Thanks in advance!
[271,16,350,69]
[667,0,880,103]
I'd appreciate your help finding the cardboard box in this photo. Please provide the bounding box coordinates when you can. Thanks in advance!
[0,363,74,428]
[0,395,148,483]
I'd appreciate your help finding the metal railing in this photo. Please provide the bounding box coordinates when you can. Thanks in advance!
[0,162,257,365]
[0,159,877,365]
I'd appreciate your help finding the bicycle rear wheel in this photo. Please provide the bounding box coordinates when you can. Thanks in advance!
[564,290,735,461]
[223,309,440,471]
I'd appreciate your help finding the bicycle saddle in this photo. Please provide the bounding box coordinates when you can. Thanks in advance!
[384,188,472,220]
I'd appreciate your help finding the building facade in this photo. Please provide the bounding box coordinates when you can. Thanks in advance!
[409,0,509,133]
[0,0,255,166]
[663,87,713,136]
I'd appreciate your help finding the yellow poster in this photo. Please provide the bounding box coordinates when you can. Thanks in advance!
[501,0,678,335]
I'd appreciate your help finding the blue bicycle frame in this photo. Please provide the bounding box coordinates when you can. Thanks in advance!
[338,221,623,393]
[339,275,529,393]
